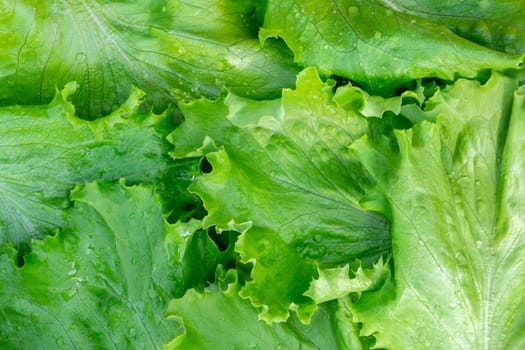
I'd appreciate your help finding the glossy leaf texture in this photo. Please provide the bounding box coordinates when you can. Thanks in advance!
[259,0,524,94]
[381,0,525,54]
[0,181,199,349]
[349,73,525,348]
[0,83,198,247]
[165,270,370,350]
[169,67,391,323]
[0,0,299,118]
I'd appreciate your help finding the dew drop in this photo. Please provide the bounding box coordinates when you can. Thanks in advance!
[348,6,359,17]
[68,262,78,276]
[319,148,331,163]
[61,287,78,301]
[56,337,66,348]
[256,240,269,253]
[300,245,327,260]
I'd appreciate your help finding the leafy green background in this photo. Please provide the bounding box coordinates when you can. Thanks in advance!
[0,0,524,348]
[0,83,199,248]
[0,182,185,348]
[0,0,299,118]
[350,73,525,349]
[170,67,391,323]
[259,0,524,94]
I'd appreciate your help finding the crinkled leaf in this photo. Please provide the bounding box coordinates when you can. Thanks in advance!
[350,73,525,348]
[170,67,391,323]
[165,270,369,350]
[0,181,203,349]
[0,0,299,118]
[305,259,388,305]
[259,0,524,94]
[333,83,425,118]
[180,229,239,292]
[0,83,198,247]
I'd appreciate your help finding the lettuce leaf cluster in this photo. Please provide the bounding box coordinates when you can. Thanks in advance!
[1,0,524,349]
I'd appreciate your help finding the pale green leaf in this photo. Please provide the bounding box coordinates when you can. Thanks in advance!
[351,73,525,349]
[305,259,388,304]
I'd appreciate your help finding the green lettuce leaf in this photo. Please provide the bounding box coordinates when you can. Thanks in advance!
[259,0,524,94]
[0,83,198,247]
[350,72,525,348]
[179,228,240,293]
[305,259,389,305]
[170,67,391,323]
[165,269,370,349]
[0,0,299,118]
[0,181,192,349]
[382,0,525,54]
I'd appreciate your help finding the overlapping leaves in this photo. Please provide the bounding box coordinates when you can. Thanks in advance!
[0,181,186,348]
[165,269,370,349]
[259,0,524,94]
[1,0,525,348]
[0,83,199,247]
[347,73,525,349]
[0,0,298,117]
[170,67,391,323]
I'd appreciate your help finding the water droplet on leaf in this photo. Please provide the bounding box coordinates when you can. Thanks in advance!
[348,6,359,17]
[56,337,66,348]
[128,328,137,339]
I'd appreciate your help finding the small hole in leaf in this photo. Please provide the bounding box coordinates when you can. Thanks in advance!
[16,242,31,267]
[200,157,212,174]
[330,74,350,91]
[16,252,25,267]
[207,226,229,252]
